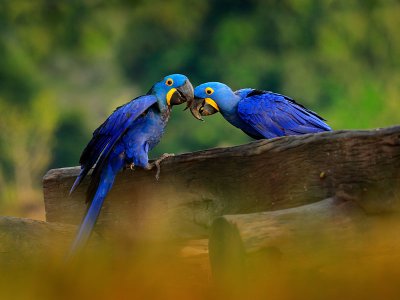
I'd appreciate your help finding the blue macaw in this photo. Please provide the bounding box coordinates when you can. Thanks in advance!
[69,74,193,255]
[189,82,331,139]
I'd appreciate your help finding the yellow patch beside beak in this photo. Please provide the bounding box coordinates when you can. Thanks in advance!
[205,98,220,111]
[166,88,177,106]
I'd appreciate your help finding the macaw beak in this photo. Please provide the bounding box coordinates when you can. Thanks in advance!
[168,80,194,106]
[187,97,219,121]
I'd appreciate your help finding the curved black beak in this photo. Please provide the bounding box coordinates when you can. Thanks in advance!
[188,97,219,121]
[169,80,194,106]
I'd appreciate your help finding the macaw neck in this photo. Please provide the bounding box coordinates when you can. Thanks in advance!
[149,104,171,122]
[157,101,170,113]
[218,93,252,132]
[218,93,241,120]
[150,87,169,112]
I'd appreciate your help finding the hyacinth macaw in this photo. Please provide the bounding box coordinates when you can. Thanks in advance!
[69,74,193,255]
[189,82,331,139]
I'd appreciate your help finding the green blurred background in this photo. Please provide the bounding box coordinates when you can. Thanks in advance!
[0,0,399,218]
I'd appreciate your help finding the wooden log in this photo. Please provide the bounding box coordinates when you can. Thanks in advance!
[208,197,400,283]
[0,216,102,265]
[43,126,400,240]
[0,215,209,269]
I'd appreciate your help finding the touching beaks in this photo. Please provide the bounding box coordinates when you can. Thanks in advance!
[188,97,219,121]
[187,97,205,120]
[167,79,194,107]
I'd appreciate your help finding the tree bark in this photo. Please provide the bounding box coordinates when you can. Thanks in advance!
[208,197,400,282]
[43,126,400,240]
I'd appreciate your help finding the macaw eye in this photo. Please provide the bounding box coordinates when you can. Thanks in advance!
[166,78,174,86]
[205,87,214,95]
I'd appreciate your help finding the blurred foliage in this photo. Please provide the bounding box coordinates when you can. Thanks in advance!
[0,0,399,214]
[1,227,400,300]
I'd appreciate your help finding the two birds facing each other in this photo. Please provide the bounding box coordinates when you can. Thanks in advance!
[68,73,332,256]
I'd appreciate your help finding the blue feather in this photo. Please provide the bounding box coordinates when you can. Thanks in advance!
[237,90,332,138]
[193,83,331,140]
[69,164,117,255]
[70,95,157,194]
[68,96,159,257]
[68,74,193,257]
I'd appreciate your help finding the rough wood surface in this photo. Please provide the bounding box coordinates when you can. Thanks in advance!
[0,216,101,265]
[208,197,400,282]
[43,126,400,240]
[0,215,209,269]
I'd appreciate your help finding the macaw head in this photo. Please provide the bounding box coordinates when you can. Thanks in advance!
[150,74,194,111]
[189,82,237,120]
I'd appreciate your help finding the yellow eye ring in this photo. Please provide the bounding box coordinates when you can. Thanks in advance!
[166,78,174,86]
[205,87,214,95]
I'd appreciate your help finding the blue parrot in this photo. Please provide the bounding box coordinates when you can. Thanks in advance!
[189,82,331,139]
[68,74,193,255]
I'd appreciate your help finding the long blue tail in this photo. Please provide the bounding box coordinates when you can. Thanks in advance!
[68,165,117,257]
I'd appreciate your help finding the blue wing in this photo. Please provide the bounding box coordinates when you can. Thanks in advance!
[237,90,331,139]
[70,95,158,194]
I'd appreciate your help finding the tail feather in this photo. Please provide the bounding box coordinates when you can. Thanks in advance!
[68,166,117,257]
[69,167,90,195]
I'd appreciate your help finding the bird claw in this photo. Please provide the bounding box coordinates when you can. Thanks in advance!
[125,163,135,170]
[150,153,175,180]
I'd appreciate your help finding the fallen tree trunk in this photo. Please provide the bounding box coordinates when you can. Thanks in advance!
[43,126,400,240]
[0,216,102,265]
[0,216,209,269]
[208,197,400,283]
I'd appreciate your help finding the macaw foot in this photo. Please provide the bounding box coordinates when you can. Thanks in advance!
[146,153,175,180]
[125,162,135,170]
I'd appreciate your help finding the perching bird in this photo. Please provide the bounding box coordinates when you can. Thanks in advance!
[68,74,193,255]
[189,82,331,139]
